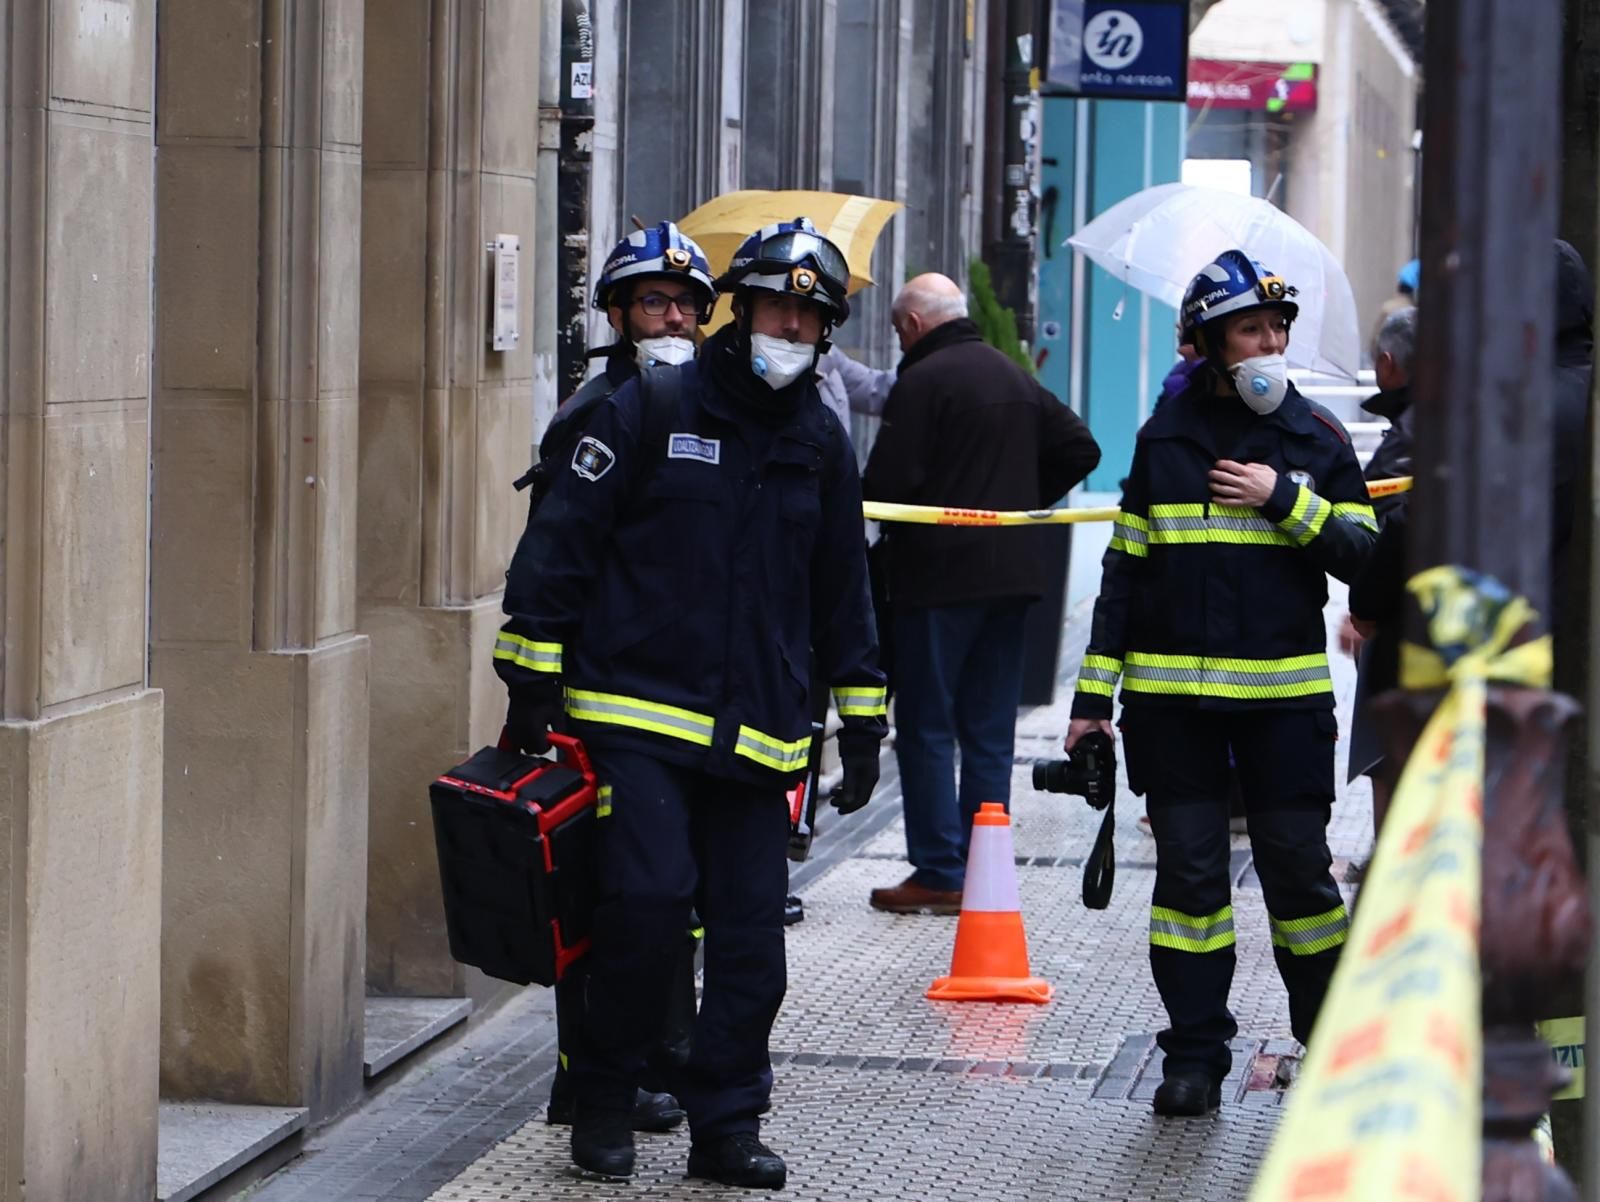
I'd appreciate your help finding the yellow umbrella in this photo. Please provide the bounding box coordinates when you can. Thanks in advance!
[676,189,903,334]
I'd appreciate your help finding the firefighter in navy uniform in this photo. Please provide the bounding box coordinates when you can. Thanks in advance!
[1065,250,1377,1118]
[495,217,886,1187]
[514,221,719,1137]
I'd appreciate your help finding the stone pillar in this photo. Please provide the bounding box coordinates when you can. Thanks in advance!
[0,2,163,1199]
[152,0,370,1121]
[359,0,539,996]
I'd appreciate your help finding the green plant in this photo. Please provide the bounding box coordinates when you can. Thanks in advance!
[967,257,1034,374]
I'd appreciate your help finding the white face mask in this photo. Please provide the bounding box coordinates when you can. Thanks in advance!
[749,333,818,390]
[634,336,696,368]
[1230,353,1289,415]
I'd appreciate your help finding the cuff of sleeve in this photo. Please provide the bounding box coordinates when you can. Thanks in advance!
[509,677,562,707]
[837,727,885,760]
[1070,693,1114,721]
[1258,474,1299,523]
[494,631,564,674]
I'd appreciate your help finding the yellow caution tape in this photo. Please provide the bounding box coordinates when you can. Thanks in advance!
[1539,1016,1585,1101]
[864,477,1413,527]
[1250,566,1546,1202]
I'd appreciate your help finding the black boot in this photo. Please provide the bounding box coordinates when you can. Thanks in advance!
[549,1076,685,1133]
[571,1105,635,1179]
[783,895,805,926]
[1152,1073,1222,1117]
[687,1132,787,1190]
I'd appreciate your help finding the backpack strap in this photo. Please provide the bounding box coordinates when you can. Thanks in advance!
[636,362,687,474]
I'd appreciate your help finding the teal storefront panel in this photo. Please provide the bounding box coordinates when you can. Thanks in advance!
[1037,96,1184,494]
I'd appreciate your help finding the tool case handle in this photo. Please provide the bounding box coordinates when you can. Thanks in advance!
[496,727,597,786]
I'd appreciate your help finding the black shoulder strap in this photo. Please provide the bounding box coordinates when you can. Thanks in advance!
[636,362,687,468]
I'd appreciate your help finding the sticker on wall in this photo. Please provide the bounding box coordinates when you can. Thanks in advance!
[571,61,593,100]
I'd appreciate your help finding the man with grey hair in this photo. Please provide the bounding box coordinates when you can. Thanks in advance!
[1359,305,1416,513]
[863,272,1100,914]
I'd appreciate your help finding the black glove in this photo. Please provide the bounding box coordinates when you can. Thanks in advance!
[505,682,563,756]
[830,733,882,815]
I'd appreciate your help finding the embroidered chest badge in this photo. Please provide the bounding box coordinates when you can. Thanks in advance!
[667,433,721,465]
[572,435,616,481]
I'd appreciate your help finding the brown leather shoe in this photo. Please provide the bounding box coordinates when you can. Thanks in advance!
[869,875,963,915]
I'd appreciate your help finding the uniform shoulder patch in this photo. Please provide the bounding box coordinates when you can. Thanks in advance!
[572,435,616,481]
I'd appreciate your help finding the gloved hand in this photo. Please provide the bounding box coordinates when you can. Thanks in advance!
[830,733,881,815]
[505,682,563,756]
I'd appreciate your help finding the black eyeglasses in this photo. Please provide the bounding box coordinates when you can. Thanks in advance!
[634,292,703,317]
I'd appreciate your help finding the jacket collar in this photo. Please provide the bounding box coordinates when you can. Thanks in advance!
[1360,385,1411,421]
[696,329,826,442]
[897,317,983,374]
[1142,373,1319,444]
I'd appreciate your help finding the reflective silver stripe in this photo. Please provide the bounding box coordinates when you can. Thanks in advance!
[493,634,562,673]
[1150,904,1236,952]
[1124,664,1331,688]
[1279,486,1330,544]
[1078,664,1119,685]
[1333,502,1378,532]
[1270,906,1350,955]
[735,727,811,772]
[833,686,888,717]
[564,689,715,745]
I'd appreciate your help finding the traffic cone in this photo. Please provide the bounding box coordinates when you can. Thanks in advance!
[926,802,1053,1004]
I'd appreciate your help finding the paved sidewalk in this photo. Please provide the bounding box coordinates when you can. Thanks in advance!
[247,590,1371,1202]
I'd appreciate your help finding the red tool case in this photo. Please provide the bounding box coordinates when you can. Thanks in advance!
[429,732,599,986]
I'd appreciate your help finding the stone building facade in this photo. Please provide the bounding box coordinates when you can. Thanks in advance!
[0,1,994,1198]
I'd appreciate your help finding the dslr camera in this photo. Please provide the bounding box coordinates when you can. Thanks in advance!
[1032,730,1116,810]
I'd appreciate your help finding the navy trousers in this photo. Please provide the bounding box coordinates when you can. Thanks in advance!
[1121,706,1348,1082]
[570,747,790,1138]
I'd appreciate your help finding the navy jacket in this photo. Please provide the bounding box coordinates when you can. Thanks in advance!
[497,331,887,786]
[1071,378,1377,720]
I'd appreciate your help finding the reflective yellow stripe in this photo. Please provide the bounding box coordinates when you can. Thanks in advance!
[833,685,888,717]
[1122,651,1332,700]
[493,633,563,674]
[564,688,715,745]
[1150,904,1236,953]
[1332,501,1378,532]
[1277,485,1331,545]
[1146,502,1296,549]
[1077,653,1122,697]
[689,926,705,940]
[596,784,613,818]
[1109,510,1149,558]
[1270,903,1349,955]
[735,725,811,773]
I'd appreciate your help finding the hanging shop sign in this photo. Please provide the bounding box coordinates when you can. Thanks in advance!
[1187,59,1319,112]
[1043,0,1190,102]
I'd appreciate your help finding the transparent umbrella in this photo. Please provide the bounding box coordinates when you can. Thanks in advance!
[1067,182,1363,381]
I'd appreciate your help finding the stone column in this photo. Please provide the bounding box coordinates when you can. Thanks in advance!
[0,2,163,1199]
[151,0,370,1121]
[359,0,539,997]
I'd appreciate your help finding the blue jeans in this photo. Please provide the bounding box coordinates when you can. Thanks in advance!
[893,599,1029,891]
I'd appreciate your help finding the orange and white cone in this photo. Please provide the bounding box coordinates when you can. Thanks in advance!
[926,802,1052,1004]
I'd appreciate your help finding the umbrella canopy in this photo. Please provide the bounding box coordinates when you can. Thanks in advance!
[677,189,903,335]
[1067,182,1363,381]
